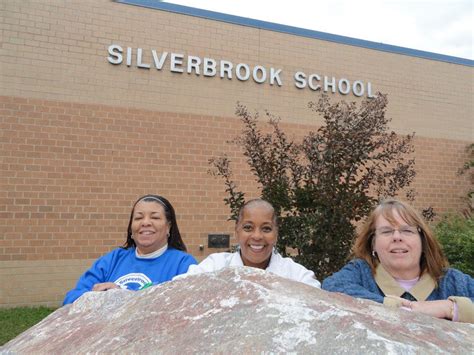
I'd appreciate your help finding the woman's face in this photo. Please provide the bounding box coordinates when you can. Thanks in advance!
[373,210,422,279]
[236,205,277,269]
[131,201,170,255]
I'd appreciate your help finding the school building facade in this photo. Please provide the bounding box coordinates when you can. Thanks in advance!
[1,0,472,307]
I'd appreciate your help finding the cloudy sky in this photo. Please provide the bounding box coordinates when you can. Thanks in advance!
[166,0,473,60]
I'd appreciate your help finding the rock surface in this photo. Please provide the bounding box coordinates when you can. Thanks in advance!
[1,267,473,354]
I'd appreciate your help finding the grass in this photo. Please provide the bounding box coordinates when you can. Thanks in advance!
[0,306,56,346]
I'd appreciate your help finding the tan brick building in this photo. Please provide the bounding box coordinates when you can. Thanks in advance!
[1,1,472,307]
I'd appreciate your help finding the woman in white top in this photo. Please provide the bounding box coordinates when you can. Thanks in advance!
[185,199,321,288]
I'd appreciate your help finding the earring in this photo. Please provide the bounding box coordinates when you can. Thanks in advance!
[372,250,377,258]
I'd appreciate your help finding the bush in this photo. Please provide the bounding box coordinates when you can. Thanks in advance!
[435,215,474,276]
[458,143,473,217]
[210,94,416,280]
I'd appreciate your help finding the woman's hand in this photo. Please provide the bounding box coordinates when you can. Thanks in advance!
[401,299,454,320]
[92,282,119,292]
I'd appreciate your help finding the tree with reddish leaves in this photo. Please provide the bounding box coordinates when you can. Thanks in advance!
[209,93,416,279]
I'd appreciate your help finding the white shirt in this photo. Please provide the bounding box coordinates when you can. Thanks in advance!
[181,251,321,288]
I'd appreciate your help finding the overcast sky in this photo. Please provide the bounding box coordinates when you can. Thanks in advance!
[166,0,473,60]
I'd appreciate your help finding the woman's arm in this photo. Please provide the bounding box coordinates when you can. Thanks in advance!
[177,254,198,274]
[401,299,453,319]
[322,260,384,303]
[407,269,474,323]
[279,256,321,288]
[63,256,110,305]
[400,297,473,323]
[297,268,321,288]
[173,252,232,280]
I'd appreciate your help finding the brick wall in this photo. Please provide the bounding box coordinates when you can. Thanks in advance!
[0,95,470,307]
[1,1,471,140]
[0,0,472,306]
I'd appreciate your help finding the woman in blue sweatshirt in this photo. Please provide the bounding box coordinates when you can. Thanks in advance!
[322,199,473,323]
[63,194,197,305]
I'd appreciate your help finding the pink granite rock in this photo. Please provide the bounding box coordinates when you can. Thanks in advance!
[1,267,473,354]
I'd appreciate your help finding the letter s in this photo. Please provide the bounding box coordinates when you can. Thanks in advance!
[108,45,123,65]
[294,71,307,89]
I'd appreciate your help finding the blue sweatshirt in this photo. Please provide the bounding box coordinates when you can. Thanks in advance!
[63,247,197,305]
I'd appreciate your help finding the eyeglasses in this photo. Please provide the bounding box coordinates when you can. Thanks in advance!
[375,226,419,237]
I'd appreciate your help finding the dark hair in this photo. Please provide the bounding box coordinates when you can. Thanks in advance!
[123,194,187,252]
[236,199,278,229]
[353,199,448,282]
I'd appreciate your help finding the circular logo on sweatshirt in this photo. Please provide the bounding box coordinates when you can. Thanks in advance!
[114,273,152,290]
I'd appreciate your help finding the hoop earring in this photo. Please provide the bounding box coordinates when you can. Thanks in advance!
[372,250,377,258]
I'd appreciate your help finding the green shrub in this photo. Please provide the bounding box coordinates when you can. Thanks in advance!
[435,215,474,276]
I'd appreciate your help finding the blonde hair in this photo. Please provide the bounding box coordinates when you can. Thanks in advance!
[353,199,448,282]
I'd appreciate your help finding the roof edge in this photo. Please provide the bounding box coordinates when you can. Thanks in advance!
[116,0,474,67]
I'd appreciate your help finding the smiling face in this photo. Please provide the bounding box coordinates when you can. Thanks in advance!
[236,204,277,269]
[373,210,422,279]
[131,201,170,255]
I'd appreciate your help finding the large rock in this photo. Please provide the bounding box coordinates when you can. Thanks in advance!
[1,267,473,354]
